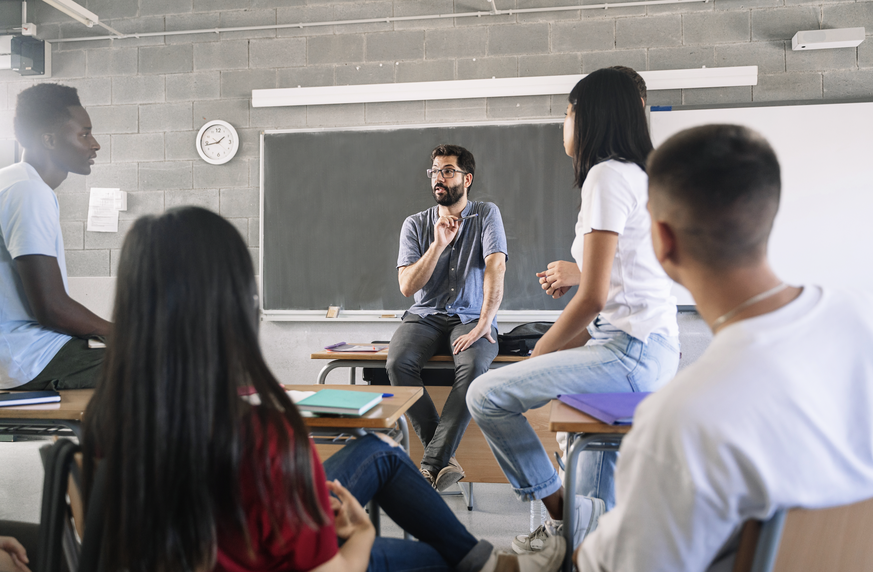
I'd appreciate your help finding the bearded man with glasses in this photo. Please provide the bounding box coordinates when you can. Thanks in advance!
[387,143,508,492]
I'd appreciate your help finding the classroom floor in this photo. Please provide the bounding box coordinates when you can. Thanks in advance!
[0,439,537,552]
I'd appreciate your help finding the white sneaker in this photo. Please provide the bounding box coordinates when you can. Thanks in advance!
[511,496,605,554]
[512,522,556,554]
[490,535,566,572]
[567,495,606,548]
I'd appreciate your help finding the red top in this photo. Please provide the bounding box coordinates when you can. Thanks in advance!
[215,420,338,572]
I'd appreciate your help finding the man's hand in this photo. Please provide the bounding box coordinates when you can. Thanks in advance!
[327,480,374,540]
[0,537,31,572]
[452,324,495,354]
[536,260,581,299]
[433,215,460,250]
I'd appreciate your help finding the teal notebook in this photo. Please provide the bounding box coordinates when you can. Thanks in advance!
[296,389,382,417]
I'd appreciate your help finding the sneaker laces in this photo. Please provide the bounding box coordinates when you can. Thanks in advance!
[522,523,554,545]
[419,467,435,482]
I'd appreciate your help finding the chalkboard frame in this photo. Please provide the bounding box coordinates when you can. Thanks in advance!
[259,118,573,322]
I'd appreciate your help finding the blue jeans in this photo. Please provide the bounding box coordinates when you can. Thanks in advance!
[323,434,493,572]
[466,318,679,508]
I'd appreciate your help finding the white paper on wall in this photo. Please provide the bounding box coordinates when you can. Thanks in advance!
[86,188,127,233]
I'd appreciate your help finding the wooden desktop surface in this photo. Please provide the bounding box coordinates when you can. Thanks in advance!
[311,344,528,363]
[0,390,91,421]
[0,386,421,431]
[548,400,634,434]
[290,384,421,429]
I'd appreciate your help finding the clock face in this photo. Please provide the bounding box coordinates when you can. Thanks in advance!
[196,120,239,165]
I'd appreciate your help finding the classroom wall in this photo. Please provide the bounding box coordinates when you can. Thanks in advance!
[1,0,870,382]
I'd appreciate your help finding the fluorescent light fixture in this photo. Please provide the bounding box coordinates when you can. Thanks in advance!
[42,0,98,28]
[252,66,758,108]
[792,28,865,51]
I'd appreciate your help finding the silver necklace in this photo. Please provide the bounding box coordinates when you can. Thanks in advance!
[711,283,789,331]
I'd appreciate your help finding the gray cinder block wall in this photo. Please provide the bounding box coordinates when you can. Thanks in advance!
[1,0,869,382]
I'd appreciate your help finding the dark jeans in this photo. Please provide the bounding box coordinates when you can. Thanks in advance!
[16,337,104,391]
[323,435,492,572]
[386,313,499,472]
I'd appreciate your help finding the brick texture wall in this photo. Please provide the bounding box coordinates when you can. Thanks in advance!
[0,0,870,278]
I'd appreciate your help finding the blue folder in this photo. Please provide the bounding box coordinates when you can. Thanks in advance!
[557,392,651,425]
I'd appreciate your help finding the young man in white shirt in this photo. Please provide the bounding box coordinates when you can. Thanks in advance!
[0,83,110,391]
[575,124,873,571]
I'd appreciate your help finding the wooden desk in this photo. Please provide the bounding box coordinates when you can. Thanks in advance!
[0,386,420,441]
[0,390,92,439]
[0,385,422,537]
[310,344,528,385]
[294,385,421,456]
[548,400,633,572]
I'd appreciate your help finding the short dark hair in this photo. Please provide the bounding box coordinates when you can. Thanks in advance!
[431,144,476,192]
[648,124,782,268]
[568,67,653,187]
[609,65,647,104]
[13,83,82,149]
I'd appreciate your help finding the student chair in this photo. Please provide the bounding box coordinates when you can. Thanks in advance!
[733,497,873,572]
[36,439,105,572]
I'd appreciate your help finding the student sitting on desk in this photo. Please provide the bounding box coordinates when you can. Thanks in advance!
[387,144,507,491]
[0,83,110,391]
[574,125,873,571]
[467,68,680,554]
[81,207,563,572]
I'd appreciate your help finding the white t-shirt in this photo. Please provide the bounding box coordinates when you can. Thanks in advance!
[0,162,72,389]
[577,286,873,572]
[570,159,677,341]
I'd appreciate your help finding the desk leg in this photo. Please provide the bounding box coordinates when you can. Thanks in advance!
[398,415,410,453]
[398,415,413,540]
[368,499,381,536]
[349,366,356,384]
[562,433,601,572]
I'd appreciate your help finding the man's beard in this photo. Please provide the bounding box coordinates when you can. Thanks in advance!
[432,181,465,206]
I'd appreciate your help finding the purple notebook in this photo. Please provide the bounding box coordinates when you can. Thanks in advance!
[557,392,652,425]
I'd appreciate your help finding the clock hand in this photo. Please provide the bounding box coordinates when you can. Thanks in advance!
[205,136,226,146]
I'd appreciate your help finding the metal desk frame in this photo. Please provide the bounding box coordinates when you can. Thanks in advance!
[562,433,625,572]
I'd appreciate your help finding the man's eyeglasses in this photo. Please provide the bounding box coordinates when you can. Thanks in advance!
[426,168,467,179]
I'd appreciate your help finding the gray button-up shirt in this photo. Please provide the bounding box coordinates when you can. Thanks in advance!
[397,200,508,327]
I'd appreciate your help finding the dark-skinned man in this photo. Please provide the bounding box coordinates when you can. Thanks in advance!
[0,83,110,391]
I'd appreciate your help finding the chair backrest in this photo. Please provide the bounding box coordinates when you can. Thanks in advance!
[37,439,81,572]
[733,497,873,572]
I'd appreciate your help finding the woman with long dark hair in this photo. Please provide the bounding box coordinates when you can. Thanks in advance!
[81,206,563,572]
[467,68,680,554]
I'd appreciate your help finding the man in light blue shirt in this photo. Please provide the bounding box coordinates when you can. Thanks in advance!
[388,144,508,491]
[0,83,110,390]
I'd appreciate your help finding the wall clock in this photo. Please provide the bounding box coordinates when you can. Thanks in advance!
[196,120,239,165]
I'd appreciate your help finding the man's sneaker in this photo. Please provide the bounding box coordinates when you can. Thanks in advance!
[434,456,465,492]
[419,466,436,487]
[495,535,566,572]
[512,522,556,554]
[566,495,606,548]
[512,495,606,554]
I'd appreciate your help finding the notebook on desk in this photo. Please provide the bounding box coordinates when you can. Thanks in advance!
[558,392,651,425]
[324,343,389,353]
[0,390,62,407]
[296,389,382,417]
